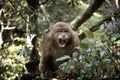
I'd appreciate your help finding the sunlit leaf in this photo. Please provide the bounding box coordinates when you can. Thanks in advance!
[84,30,94,38]
[60,62,71,73]
[56,55,70,61]
[79,42,89,49]
[72,52,78,58]
[100,51,105,58]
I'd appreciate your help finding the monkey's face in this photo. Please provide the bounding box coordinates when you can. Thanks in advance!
[54,27,71,48]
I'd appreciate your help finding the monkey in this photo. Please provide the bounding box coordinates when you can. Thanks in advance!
[39,22,81,78]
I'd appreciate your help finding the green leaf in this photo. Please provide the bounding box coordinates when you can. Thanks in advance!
[56,55,70,61]
[72,52,78,58]
[60,62,71,73]
[111,33,120,41]
[100,51,106,58]
[84,30,94,38]
[79,42,89,49]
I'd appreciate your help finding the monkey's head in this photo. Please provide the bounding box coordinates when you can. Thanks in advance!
[48,22,79,48]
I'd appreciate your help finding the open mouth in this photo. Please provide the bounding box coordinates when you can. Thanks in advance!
[58,39,66,48]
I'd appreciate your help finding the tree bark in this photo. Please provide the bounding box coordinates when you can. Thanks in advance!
[70,0,105,30]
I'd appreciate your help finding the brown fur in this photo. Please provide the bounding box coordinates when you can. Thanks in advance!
[39,22,80,78]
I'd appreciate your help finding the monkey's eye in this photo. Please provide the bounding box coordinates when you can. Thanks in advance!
[64,29,69,32]
[57,28,69,33]
[57,29,62,32]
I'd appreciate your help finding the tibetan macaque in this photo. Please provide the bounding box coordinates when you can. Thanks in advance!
[39,22,80,78]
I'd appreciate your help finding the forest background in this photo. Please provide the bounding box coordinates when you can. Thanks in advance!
[0,0,120,80]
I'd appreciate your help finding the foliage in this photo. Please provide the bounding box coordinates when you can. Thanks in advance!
[57,26,120,79]
[0,45,28,80]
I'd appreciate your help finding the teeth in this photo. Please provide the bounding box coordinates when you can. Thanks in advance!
[59,39,66,47]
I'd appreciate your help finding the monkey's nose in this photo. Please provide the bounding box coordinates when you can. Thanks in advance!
[62,35,66,38]
[63,35,65,37]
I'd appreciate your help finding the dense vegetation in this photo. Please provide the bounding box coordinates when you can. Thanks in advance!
[0,0,120,80]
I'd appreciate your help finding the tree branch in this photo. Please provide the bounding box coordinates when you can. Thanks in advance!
[79,12,120,40]
[39,0,49,5]
[78,19,108,40]
[70,0,105,30]
[40,4,51,26]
